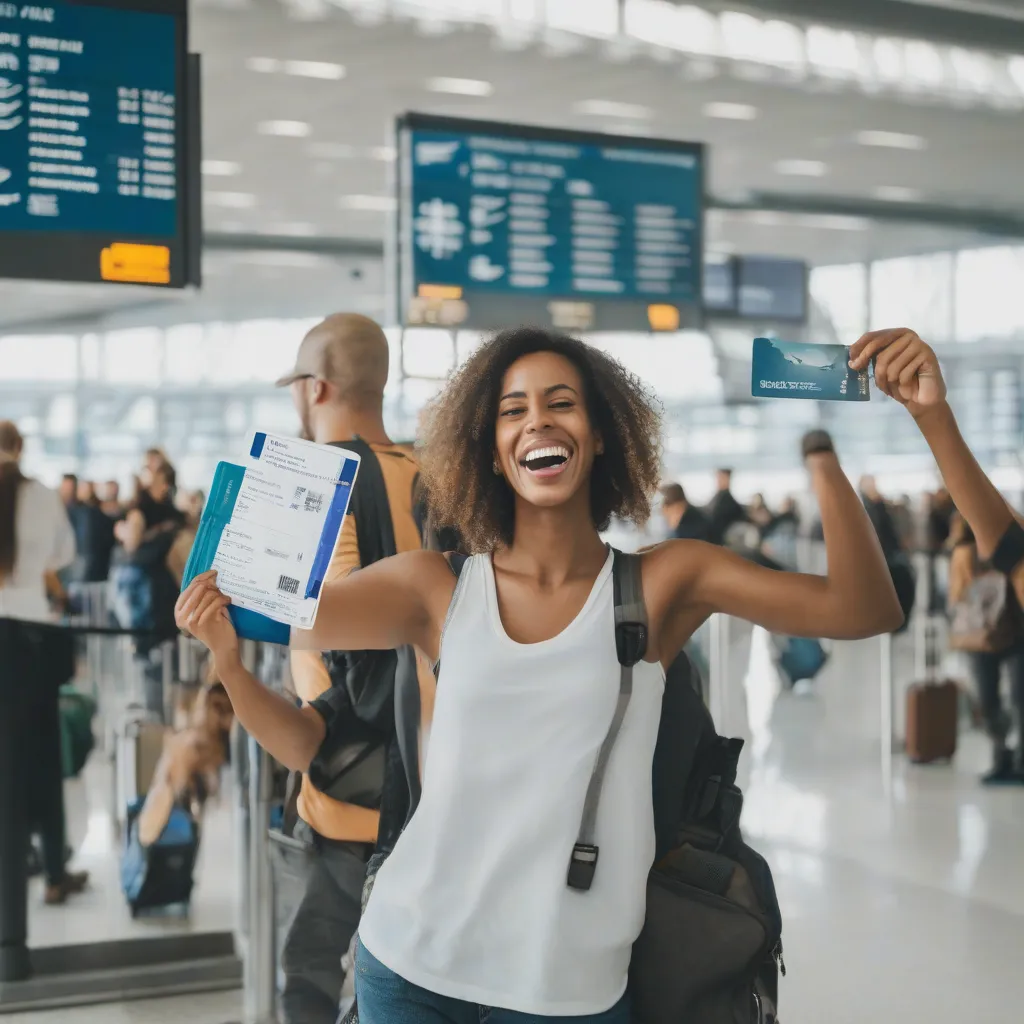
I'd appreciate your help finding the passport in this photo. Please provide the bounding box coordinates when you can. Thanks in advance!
[751,337,870,402]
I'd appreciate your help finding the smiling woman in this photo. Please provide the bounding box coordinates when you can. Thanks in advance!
[176,323,903,1024]
[417,326,662,553]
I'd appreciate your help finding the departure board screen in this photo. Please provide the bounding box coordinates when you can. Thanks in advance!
[736,256,807,322]
[702,255,737,314]
[393,113,704,333]
[0,0,198,287]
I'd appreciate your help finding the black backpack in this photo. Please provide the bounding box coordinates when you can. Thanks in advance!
[344,549,783,1024]
[581,550,784,1024]
[303,439,430,852]
[638,648,784,1023]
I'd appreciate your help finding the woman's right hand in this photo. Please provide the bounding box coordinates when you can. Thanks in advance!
[848,328,947,417]
[175,571,239,663]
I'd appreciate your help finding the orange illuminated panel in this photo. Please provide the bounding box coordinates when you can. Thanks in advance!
[647,304,680,332]
[100,243,171,285]
[418,283,463,300]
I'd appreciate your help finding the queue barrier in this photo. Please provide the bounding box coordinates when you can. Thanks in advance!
[0,606,293,1016]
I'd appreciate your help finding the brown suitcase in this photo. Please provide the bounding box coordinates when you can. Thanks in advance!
[906,681,958,763]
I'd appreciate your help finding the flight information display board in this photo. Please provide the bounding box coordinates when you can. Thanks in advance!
[392,113,704,333]
[702,255,736,314]
[0,0,198,288]
[736,256,806,322]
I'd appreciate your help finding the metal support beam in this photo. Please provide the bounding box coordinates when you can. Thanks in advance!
[711,0,1024,51]
[713,192,1024,240]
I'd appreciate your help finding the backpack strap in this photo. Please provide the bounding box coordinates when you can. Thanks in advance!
[393,646,422,821]
[992,518,1024,576]
[330,439,397,569]
[444,551,469,579]
[568,548,648,892]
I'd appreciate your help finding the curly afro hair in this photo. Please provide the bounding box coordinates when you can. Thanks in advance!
[417,326,663,553]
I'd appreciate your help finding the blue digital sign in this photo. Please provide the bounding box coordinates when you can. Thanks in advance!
[703,255,737,314]
[0,0,196,287]
[0,1,177,234]
[394,114,704,332]
[737,257,807,322]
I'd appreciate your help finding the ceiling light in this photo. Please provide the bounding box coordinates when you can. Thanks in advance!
[264,222,319,236]
[426,76,494,97]
[202,159,241,177]
[285,60,345,80]
[308,142,356,159]
[855,129,927,150]
[774,158,827,177]
[204,191,257,209]
[573,99,654,119]
[604,121,650,136]
[703,101,758,120]
[246,57,280,73]
[259,120,312,137]
[872,185,923,202]
[370,146,396,161]
[748,210,786,227]
[340,194,397,212]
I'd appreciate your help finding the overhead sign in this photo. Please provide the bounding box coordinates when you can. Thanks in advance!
[0,0,199,288]
[736,257,806,322]
[393,113,704,332]
[702,255,737,314]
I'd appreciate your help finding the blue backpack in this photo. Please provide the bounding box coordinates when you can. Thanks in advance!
[775,636,828,686]
[121,799,198,916]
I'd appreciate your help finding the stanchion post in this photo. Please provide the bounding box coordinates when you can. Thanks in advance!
[161,639,175,726]
[233,640,258,950]
[880,631,894,796]
[708,613,730,729]
[0,630,30,982]
[244,736,276,1024]
[235,639,277,1024]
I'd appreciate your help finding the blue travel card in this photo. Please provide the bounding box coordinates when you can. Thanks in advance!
[751,337,870,402]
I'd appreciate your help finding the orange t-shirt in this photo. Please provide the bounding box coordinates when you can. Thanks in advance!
[291,443,430,842]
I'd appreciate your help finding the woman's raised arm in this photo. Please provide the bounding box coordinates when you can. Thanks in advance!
[647,441,903,651]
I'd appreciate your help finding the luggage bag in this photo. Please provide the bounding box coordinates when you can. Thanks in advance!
[906,617,958,763]
[121,798,198,916]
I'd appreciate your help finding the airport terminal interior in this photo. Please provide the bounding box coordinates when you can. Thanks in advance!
[3,1,1024,1022]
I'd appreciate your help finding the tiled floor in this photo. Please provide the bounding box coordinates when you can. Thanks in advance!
[26,756,238,949]
[9,627,1023,1022]
[3,990,242,1024]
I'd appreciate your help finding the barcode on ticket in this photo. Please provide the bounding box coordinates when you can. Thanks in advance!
[303,490,324,514]
[277,575,300,595]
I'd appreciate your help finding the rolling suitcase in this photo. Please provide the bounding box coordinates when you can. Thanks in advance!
[906,682,958,763]
[906,616,958,763]
[114,705,165,828]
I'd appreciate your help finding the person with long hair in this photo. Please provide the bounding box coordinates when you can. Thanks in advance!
[176,328,902,1022]
[0,421,88,904]
[0,422,76,623]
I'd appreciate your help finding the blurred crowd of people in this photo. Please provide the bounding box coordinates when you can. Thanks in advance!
[659,469,959,569]
[58,449,204,591]
[659,470,803,571]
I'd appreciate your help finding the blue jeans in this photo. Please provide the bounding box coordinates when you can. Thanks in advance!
[353,939,631,1024]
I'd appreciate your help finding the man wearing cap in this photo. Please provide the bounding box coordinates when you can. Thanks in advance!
[275,314,430,1024]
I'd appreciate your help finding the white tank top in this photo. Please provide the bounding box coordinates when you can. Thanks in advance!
[358,549,665,1016]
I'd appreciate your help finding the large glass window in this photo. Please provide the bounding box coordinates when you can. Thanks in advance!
[870,253,954,343]
[954,246,1024,342]
[809,263,868,343]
